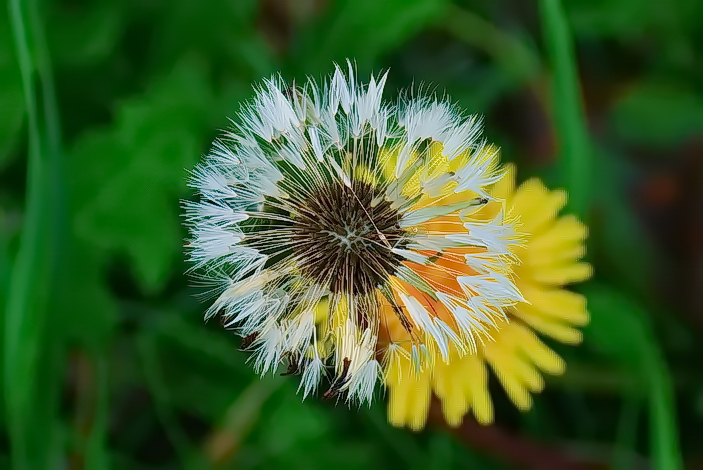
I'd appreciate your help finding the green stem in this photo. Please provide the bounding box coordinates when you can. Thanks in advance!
[5,0,47,465]
[539,0,591,219]
[645,351,683,470]
[5,0,62,467]
[84,353,111,469]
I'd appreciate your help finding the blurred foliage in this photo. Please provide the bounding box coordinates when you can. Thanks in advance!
[2,0,702,469]
[0,5,24,167]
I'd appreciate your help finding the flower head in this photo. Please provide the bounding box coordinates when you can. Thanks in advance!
[185,62,524,404]
[385,165,592,429]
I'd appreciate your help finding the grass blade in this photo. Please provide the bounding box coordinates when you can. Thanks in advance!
[585,284,683,470]
[539,0,591,219]
[5,0,63,467]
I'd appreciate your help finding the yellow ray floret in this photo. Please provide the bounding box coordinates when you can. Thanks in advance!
[385,164,591,428]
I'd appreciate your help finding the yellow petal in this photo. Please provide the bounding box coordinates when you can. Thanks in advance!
[517,284,590,326]
[462,354,494,424]
[387,386,408,427]
[387,358,432,430]
[483,340,533,410]
[522,243,586,270]
[529,215,588,253]
[529,261,593,285]
[407,375,432,431]
[513,309,584,344]
[512,178,567,235]
[436,363,468,427]
[510,324,566,375]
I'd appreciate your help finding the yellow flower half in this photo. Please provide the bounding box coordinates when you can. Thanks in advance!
[385,165,592,430]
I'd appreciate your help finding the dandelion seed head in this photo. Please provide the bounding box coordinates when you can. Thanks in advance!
[184,61,523,405]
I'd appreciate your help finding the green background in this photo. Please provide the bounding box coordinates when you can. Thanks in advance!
[2,0,702,468]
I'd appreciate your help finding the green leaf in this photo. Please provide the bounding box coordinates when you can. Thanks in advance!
[566,0,700,42]
[55,240,117,348]
[294,0,447,73]
[46,1,124,65]
[566,0,660,38]
[150,0,273,76]
[610,79,703,147]
[261,393,331,455]
[69,59,216,293]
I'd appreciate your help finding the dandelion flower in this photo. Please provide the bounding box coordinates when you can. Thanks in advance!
[185,62,524,404]
[385,165,592,430]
